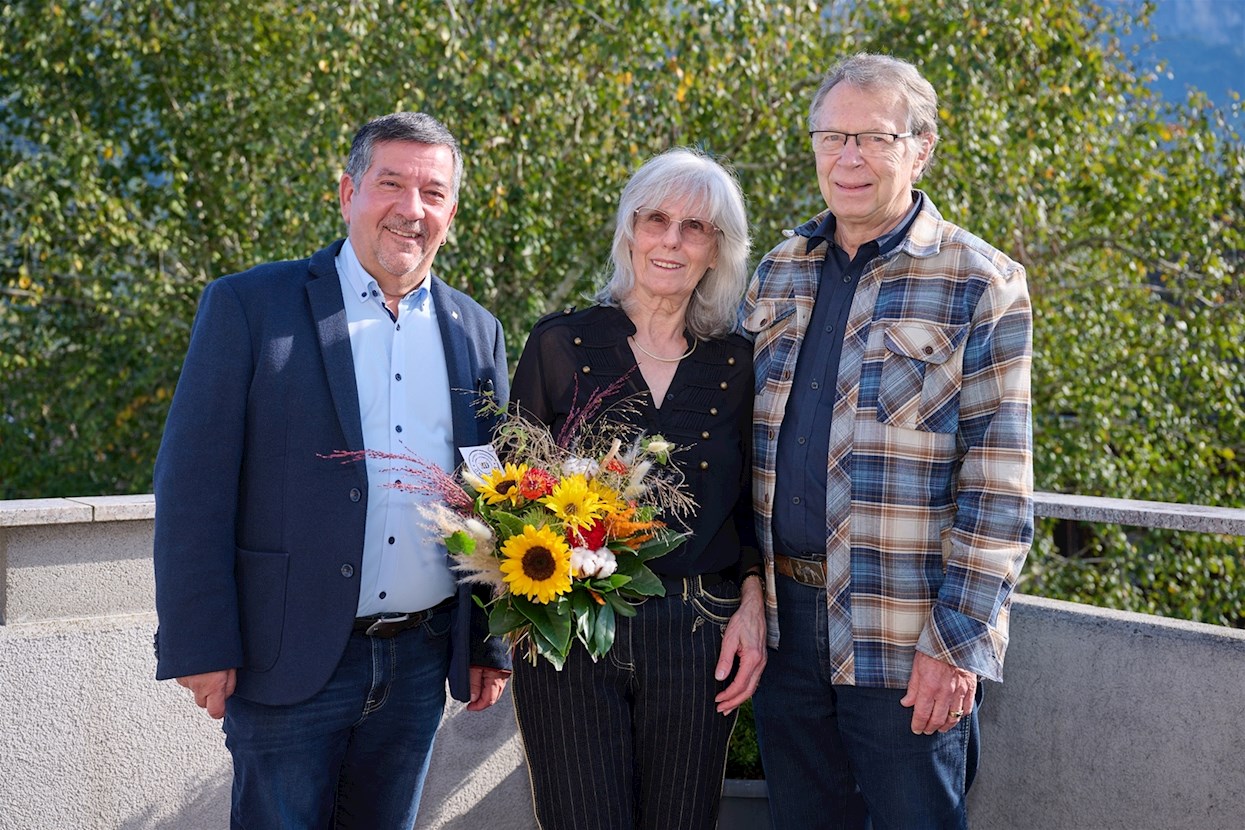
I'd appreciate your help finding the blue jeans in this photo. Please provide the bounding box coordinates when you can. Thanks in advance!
[753,574,981,830]
[512,575,741,830]
[222,608,453,830]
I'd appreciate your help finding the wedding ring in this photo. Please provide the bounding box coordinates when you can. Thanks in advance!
[950,709,966,719]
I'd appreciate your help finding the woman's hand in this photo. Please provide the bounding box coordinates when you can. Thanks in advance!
[713,575,767,714]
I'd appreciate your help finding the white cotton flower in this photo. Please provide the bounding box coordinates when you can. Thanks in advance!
[645,439,673,457]
[592,547,618,578]
[570,546,598,577]
[562,456,600,479]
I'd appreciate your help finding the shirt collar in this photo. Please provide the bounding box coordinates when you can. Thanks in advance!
[336,239,431,311]
[805,191,925,257]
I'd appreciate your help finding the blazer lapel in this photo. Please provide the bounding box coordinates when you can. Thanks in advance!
[306,244,365,451]
[430,276,477,448]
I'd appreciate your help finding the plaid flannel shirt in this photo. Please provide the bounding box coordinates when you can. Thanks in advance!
[741,193,1033,686]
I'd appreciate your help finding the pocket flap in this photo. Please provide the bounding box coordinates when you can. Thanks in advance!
[742,301,796,334]
[882,322,969,365]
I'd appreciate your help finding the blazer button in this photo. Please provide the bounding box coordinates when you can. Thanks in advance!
[709,407,719,416]
[341,564,355,578]
[701,431,710,439]
[727,357,736,366]
[699,461,709,470]
[719,381,728,390]
[573,337,583,345]
[582,365,591,374]
[349,487,362,502]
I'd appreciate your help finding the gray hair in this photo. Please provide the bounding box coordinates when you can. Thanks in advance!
[809,53,940,179]
[596,148,751,340]
[344,112,464,199]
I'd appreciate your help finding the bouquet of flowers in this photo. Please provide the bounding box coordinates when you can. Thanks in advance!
[330,382,694,669]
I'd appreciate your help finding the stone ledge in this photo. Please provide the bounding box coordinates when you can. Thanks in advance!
[0,495,155,528]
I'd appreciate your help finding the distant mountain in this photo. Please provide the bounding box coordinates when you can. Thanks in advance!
[1120,0,1245,109]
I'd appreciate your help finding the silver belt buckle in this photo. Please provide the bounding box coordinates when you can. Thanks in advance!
[366,613,410,636]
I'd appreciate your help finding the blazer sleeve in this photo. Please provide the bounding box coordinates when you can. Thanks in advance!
[152,278,251,679]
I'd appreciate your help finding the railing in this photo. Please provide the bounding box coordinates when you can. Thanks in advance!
[1,492,1242,829]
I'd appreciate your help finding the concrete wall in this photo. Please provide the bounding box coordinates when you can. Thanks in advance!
[0,497,534,830]
[3,495,1243,829]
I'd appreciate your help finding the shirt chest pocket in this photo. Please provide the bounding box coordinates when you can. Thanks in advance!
[875,321,969,434]
[742,301,798,395]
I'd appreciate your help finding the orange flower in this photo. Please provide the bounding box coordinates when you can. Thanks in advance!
[604,504,664,549]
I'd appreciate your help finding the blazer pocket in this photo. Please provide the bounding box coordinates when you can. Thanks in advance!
[876,321,969,433]
[235,547,290,673]
[742,301,798,395]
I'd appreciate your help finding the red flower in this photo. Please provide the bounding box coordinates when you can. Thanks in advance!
[520,467,559,500]
[603,457,628,475]
[567,519,608,550]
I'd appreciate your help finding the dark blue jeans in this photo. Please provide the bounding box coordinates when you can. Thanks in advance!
[512,575,741,830]
[753,574,981,830]
[222,607,453,829]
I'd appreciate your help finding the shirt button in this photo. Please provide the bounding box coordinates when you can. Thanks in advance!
[768,430,775,440]
[341,564,355,578]
[666,393,674,401]
[349,488,362,502]
[826,324,834,334]
[371,290,379,297]
[395,425,403,433]
[782,370,791,380]
[379,591,387,599]
[798,436,806,445]
[924,345,934,355]
[792,496,801,505]
[395,373,402,381]
[388,536,395,545]
[842,275,852,283]
[396,324,401,331]
[360,291,367,299]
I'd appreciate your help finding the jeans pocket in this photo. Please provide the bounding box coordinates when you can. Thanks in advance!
[690,578,742,626]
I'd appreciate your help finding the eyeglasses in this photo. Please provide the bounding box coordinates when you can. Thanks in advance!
[808,130,915,157]
[633,208,720,246]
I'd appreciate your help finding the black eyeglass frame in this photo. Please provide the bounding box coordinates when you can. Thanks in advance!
[808,130,917,153]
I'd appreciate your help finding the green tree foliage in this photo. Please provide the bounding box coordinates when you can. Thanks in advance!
[2,1,1242,623]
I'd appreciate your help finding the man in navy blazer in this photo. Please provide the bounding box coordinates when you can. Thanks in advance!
[153,112,511,829]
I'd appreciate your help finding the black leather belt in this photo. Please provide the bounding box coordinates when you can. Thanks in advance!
[656,571,727,596]
[353,597,456,638]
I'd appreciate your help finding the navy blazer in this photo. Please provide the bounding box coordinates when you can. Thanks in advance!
[153,240,511,705]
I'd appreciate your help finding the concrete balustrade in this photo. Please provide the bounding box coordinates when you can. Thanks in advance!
[1,494,1242,829]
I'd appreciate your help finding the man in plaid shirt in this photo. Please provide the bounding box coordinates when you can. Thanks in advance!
[741,53,1033,829]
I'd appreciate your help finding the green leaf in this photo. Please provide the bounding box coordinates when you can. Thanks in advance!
[444,529,476,555]
[590,601,616,657]
[633,530,688,562]
[488,600,529,638]
[511,594,572,655]
[615,555,665,597]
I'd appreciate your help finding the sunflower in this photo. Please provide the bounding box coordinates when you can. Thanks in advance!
[477,463,530,507]
[499,524,572,604]
[588,478,626,516]
[541,474,608,532]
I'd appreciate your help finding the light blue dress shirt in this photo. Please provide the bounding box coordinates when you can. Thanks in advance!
[336,240,457,617]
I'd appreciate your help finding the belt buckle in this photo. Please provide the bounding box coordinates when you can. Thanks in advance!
[366,613,411,637]
[793,558,823,587]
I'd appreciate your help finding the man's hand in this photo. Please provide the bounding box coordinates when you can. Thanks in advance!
[713,577,767,715]
[900,651,976,735]
[467,665,510,711]
[176,669,237,719]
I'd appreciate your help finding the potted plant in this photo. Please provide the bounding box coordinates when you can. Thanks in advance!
[720,700,772,829]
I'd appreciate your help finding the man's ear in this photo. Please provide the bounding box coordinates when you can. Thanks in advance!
[339,174,355,225]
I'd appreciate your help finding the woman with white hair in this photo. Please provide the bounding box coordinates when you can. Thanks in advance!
[509,147,766,830]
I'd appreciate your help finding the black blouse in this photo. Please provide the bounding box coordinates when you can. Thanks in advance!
[510,304,758,578]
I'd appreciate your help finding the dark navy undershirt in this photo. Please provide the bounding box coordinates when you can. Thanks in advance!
[772,195,923,558]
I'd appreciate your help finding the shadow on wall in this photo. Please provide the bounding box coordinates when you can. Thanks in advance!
[118,773,230,830]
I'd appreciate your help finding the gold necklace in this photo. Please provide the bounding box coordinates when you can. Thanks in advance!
[629,335,697,363]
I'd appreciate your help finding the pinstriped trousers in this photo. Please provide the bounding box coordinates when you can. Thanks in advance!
[512,576,742,830]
